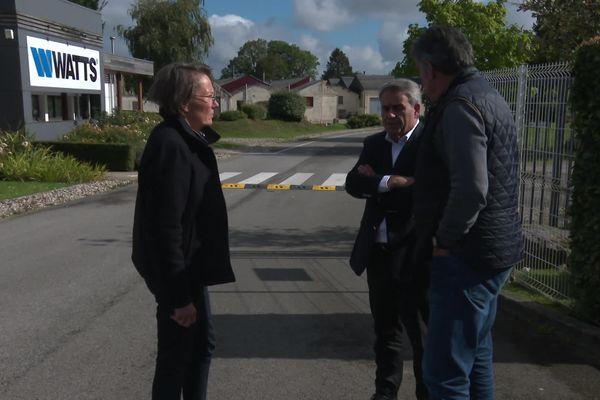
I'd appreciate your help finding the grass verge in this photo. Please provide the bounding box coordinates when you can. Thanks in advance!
[0,181,68,201]
[503,281,574,313]
[212,120,351,139]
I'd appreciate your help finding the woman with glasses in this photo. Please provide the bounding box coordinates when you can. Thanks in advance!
[132,62,235,400]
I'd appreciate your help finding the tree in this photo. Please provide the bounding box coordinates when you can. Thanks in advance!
[394,0,533,77]
[118,0,212,73]
[321,48,353,80]
[67,0,107,10]
[519,0,600,62]
[221,39,319,80]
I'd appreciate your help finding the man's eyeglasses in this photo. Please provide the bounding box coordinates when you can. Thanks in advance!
[191,94,219,102]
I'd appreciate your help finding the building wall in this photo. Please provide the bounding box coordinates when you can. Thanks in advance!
[298,82,337,123]
[361,89,380,115]
[229,86,271,110]
[0,0,105,140]
[329,86,359,118]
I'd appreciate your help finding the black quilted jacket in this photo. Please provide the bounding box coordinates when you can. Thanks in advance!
[414,68,524,270]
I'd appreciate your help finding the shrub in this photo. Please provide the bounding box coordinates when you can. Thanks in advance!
[241,103,267,120]
[63,123,147,168]
[0,146,104,183]
[36,141,136,171]
[218,110,248,121]
[268,92,306,122]
[346,114,381,129]
[0,128,35,160]
[568,36,600,323]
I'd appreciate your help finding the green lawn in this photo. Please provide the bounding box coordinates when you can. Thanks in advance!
[212,119,351,139]
[0,181,68,201]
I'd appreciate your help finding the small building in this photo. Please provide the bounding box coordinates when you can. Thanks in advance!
[217,75,271,111]
[294,80,337,123]
[348,74,396,115]
[327,76,360,118]
[0,0,153,140]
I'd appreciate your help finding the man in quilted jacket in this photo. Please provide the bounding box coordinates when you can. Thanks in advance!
[411,26,524,400]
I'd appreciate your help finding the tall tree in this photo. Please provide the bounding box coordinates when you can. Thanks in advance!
[118,0,212,72]
[394,0,533,77]
[321,48,353,80]
[67,0,107,10]
[220,39,319,80]
[519,0,600,62]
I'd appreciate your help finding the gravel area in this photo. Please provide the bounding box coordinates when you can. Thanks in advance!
[0,177,136,220]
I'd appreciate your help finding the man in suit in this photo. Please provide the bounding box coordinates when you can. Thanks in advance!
[346,79,428,400]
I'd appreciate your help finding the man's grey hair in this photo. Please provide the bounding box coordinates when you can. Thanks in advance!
[148,62,214,119]
[411,26,475,75]
[378,79,422,107]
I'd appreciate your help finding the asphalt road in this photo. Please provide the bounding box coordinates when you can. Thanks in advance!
[1,129,599,399]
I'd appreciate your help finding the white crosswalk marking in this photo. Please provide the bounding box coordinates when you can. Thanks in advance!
[278,173,314,185]
[219,172,242,182]
[239,172,278,184]
[320,173,347,187]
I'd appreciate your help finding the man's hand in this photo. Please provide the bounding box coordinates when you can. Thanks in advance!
[387,175,415,189]
[171,303,197,328]
[357,164,376,176]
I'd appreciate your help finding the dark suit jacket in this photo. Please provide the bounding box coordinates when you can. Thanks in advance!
[345,123,423,279]
[132,116,235,309]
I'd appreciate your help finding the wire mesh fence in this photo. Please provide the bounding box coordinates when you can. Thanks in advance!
[483,63,574,302]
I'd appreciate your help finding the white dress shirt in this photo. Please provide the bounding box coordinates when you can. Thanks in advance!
[375,121,419,243]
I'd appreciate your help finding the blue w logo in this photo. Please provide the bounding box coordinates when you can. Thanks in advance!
[30,47,53,78]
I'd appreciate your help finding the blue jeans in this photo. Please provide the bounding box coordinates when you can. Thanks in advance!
[152,287,215,400]
[423,255,511,400]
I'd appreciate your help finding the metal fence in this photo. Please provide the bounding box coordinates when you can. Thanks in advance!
[483,63,575,302]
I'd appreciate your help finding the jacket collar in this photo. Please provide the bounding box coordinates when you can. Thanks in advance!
[442,66,479,99]
[171,116,221,146]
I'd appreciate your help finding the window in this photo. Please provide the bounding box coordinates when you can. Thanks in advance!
[48,95,63,120]
[305,96,314,107]
[31,95,40,121]
[338,96,343,105]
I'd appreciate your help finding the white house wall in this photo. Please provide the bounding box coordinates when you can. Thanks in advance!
[298,82,337,123]
[230,86,271,110]
[330,86,359,118]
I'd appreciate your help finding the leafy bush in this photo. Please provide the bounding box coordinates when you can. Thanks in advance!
[0,146,104,183]
[0,128,35,159]
[241,103,267,120]
[218,110,247,121]
[568,36,600,324]
[36,141,136,171]
[63,122,148,168]
[268,92,306,122]
[346,114,381,128]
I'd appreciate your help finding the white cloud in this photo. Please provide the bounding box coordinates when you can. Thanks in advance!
[342,45,392,75]
[293,0,354,32]
[208,14,256,73]
[294,0,422,31]
[377,21,409,63]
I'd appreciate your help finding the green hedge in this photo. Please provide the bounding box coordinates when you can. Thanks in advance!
[268,92,306,122]
[568,36,600,324]
[346,114,381,128]
[218,110,247,121]
[35,141,136,171]
[241,103,267,120]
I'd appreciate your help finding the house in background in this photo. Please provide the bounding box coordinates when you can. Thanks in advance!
[270,76,311,91]
[216,75,271,112]
[327,76,360,118]
[294,80,337,123]
[348,75,396,115]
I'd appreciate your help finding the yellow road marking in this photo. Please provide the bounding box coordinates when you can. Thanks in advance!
[222,183,246,189]
[267,184,291,190]
[312,185,337,191]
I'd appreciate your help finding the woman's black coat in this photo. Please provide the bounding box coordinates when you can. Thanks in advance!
[132,116,235,308]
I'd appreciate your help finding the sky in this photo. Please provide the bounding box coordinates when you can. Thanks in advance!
[100,0,535,78]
